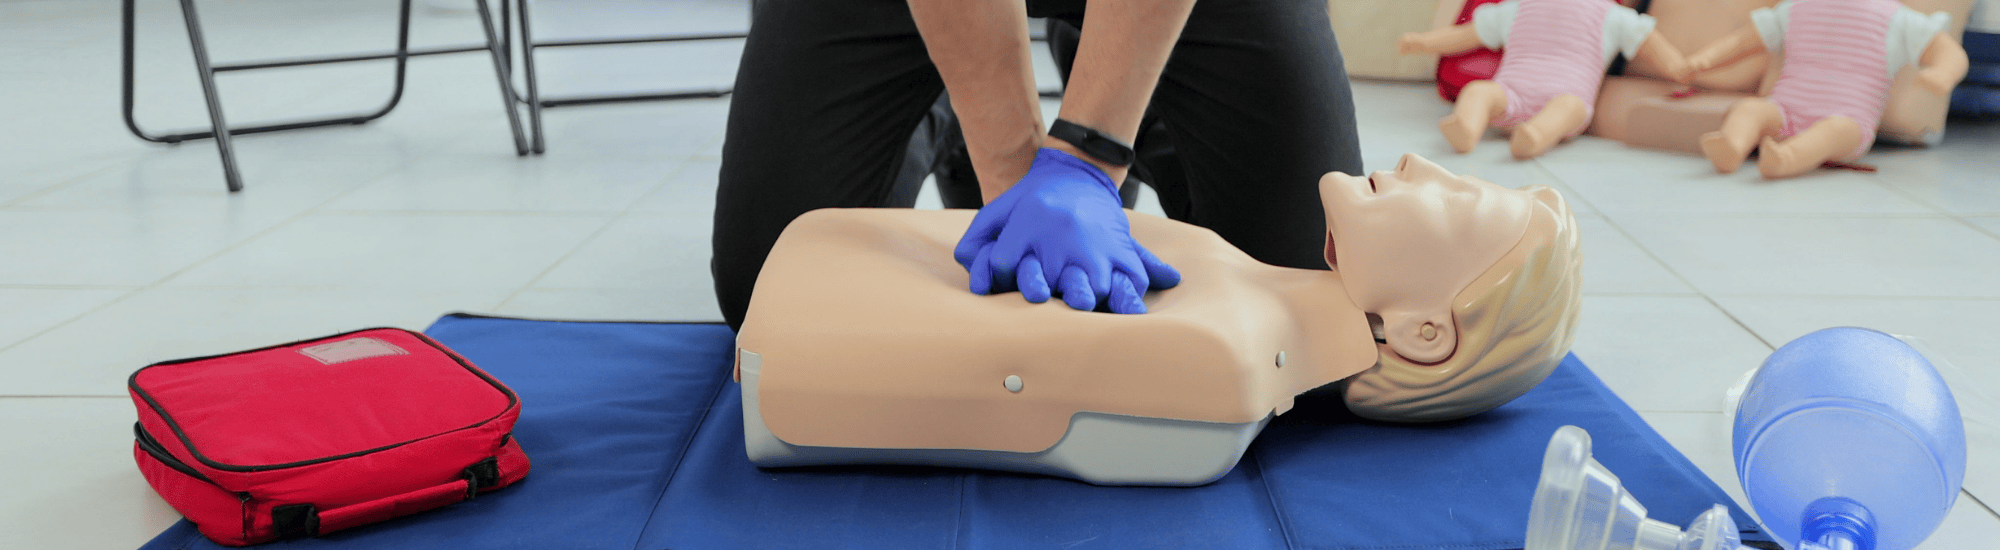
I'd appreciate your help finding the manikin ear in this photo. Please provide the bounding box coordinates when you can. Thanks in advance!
[1381,309,1456,364]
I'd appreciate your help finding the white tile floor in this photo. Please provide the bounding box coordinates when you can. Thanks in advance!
[3,0,1998,548]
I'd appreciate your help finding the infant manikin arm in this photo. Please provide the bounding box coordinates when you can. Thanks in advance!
[1686,25,1767,77]
[1400,0,1509,56]
[1634,31,1693,84]
[1916,33,1969,96]
[1398,23,1485,56]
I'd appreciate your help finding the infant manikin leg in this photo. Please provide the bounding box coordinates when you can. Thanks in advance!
[1508,95,1587,160]
[1699,98,1784,175]
[1755,116,1865,179]
[1441,81,1509,154]
[1526,426,1751,550]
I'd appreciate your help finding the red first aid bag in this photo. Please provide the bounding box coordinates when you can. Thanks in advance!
[128,328,529,546]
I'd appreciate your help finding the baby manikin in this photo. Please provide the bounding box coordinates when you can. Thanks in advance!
[1688,0,1968,179]
[1400,0,1691,159]
[733,153,1583,486]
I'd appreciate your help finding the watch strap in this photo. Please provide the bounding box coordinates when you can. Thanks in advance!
[1048,119,1136,167]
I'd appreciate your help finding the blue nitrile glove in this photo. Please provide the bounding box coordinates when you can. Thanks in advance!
[953,147,1180,314]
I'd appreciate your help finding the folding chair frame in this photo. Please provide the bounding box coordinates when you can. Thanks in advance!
[121,0,529,191]
[496,0,745,154]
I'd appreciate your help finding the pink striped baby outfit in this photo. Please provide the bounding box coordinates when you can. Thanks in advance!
[1489,0,1614,133]
[1764,0,1900,160]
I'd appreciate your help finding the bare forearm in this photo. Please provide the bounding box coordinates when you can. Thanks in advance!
[1049,0,1197,187]
[908,0,1044,201]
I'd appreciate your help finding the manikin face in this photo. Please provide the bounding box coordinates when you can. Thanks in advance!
[1319,154,1534,364]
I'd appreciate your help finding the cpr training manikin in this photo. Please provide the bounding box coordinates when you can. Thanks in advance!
[734,153,1582,486]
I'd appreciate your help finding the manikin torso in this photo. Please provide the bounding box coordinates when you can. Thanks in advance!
[736,209,1378,454]
[732,153,1558,485]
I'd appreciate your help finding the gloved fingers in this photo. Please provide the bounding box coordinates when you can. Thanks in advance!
[1108,271,1146,314]
[1017,254,1051,304]
[1109,247,1152,296]
[1081,253,1114,300]
[987,227,1032,278]
[1058,264,1097,312]
[1135,242,1182,290]
[953,201,1011,268]
[966,242,997,295]
[982,240,1022,295]
[986,244,1023,295]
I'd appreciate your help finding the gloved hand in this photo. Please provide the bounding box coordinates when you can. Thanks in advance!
[953,147,1180,313]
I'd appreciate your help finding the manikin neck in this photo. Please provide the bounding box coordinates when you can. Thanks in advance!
[1252,262,1383,385]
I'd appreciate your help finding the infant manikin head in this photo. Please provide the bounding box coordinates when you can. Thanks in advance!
[1322,154,1582,422]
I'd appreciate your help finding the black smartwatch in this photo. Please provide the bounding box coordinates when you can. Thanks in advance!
[1048,119,1135,167]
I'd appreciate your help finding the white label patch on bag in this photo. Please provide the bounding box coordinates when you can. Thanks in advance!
[299,337,410,365]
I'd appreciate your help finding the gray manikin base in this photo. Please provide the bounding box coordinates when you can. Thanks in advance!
[739,349,1272,486]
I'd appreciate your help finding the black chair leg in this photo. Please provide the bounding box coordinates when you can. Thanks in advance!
[496,0,741,154]
[175,0,243,192]
[124,0,524,189]
[514,0,547,154]
[474,0,529,155]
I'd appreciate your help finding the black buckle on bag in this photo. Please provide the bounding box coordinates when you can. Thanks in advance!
[272,503,320,540]
[461,457,500,499]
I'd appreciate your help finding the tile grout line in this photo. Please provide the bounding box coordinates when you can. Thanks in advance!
[0,0,454,356]
[1700,294,1776,351]
[1858,165,2000,243]
[492,155,701,311]
[1699,294,2000,302]
[0,152,421,358]
[1555,211,1954,219]
[0,159,127,209]
[0,396,126,402]
[0,285,145,290]
[1529,158,1714,298]
[311,209,624,218]
[1529,159,1779,352]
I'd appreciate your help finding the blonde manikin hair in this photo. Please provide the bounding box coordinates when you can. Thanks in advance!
[1340,185,1582,422]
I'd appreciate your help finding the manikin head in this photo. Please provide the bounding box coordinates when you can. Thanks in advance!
[1321,154,1582,422]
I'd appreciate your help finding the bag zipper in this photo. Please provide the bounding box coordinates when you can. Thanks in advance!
[139,423,260,541]
[134,422,217,484]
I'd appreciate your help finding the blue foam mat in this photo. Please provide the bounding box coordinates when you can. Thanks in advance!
[139,314,1772,550]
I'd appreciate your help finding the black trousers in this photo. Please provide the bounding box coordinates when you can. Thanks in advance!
[713,0,1363,331]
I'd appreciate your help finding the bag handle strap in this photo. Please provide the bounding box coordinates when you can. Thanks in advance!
[271,457,499,540]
